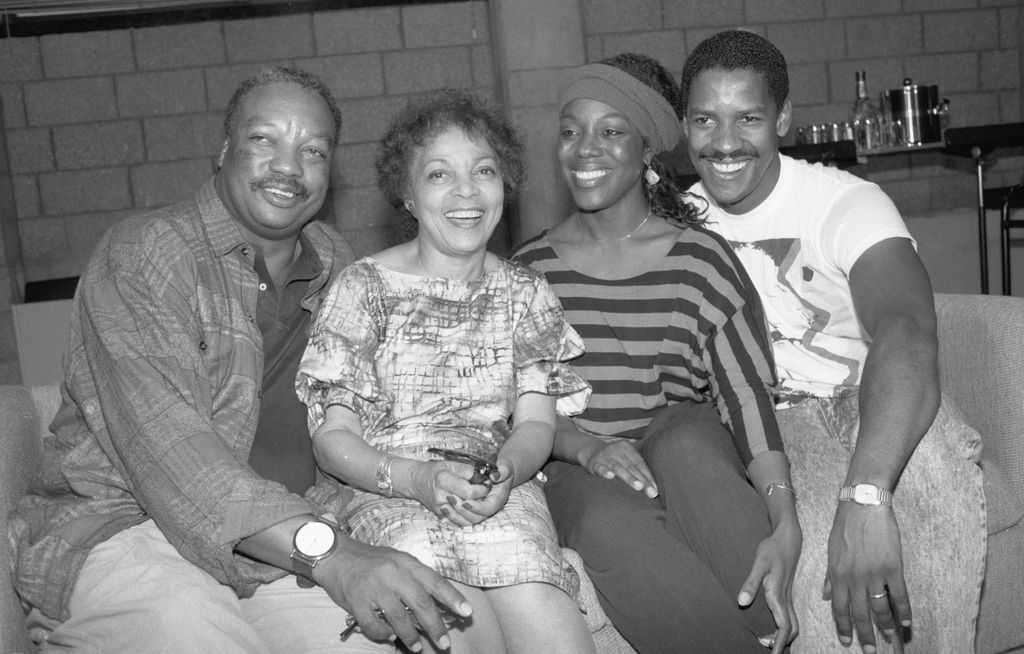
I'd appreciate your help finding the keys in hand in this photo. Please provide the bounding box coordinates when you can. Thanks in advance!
[427,447,499,486]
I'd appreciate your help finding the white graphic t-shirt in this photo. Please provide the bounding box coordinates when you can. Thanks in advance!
[693,155,914,399]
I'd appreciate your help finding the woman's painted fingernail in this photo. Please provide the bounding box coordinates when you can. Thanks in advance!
[447,495,458,506]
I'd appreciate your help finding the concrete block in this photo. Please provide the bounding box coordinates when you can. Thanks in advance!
[383,47,472,95]
[18,216,67,264]
[39,168,131,215]
[825,0,900,18]
[0,37,42,82]
[580,0,662,34]
[998,89,1020,123]
[134,22,226,70]
[846,15,923,59]
[224,14,314,63]
[53,121,144,170]
[877,178,932,215]
[13,175,40,219]
[0,84,27,128]
[492,0,584,71]
[293,53,385,100]
[746,0,825,23]
[131,159,215,209]
[403,1,490,48]
[923,10,999,53]
[24,78,118,126]
[507,69,570,108]
[980,50,1020,91]
[7,128,54,174]
[330,142,381,189]
[902,52,978,94]
[471,44,495,89]
[926,171,977,213]
[598,31,688,76]
[998,7,1019,48]
[144,113,224,162]
[766,20,845,65]
[904,0,977,11]
[65,211,131,262]
[204,63,274,112]
[117,70,208,118]
[40,30,133,79]
[313,7,402,55]
[337,96,408,146]
[943,91,1002,127]
[332,185,395,230]
[664,0,743,29]
[788,63,829,107]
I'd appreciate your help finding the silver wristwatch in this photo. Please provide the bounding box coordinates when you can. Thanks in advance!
[839,483,893,507]
[290,516,340,585]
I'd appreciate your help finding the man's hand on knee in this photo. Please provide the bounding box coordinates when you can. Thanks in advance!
[317,537,472,652]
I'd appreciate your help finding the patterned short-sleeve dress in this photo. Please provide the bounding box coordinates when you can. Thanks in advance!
[297,257,590,595]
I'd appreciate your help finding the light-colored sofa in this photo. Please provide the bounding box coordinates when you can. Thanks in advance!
[2,294,1023,654]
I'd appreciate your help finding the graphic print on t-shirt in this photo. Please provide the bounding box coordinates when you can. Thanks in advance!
[724,236,862,393]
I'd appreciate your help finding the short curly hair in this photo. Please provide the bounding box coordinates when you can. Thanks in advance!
[376,89,525,210]
[223,66,342,145]
[600,52,683,120]
[680,30,789,114]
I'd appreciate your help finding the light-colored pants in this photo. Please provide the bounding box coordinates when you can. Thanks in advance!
[28,520,392,653]
[779,395,986,654]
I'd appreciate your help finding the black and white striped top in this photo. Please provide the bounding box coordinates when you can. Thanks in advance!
[511,225,782,466]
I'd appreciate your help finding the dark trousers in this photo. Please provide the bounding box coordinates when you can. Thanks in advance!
[544,400,777,654]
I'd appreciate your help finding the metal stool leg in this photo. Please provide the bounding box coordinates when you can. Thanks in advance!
[1002,196,1011,296]
[972,147,989,294]
[1003,184,1024,296]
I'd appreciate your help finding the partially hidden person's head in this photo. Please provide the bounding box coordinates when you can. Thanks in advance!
[216,66,341,247]
[558,53,703,224]
[680,30,792,215]
[376,88,524,256]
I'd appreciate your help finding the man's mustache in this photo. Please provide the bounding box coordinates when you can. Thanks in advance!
[249,176,308,198]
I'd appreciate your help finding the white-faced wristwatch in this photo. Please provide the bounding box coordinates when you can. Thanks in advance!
[839,483,893,507]
[291,516,340,585]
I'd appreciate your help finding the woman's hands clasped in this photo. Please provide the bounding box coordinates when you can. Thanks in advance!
[407,458,511,526]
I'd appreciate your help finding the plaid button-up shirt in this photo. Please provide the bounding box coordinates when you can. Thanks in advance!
[8,180,356,621]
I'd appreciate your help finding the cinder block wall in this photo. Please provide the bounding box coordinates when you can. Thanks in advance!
[0,1,494,382]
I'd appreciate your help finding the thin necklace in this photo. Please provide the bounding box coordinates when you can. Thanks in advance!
[580,208,653,242]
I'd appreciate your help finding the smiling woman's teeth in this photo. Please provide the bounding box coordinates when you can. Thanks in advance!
[573,170,607,181]
[710,160,748,173]
[445,210,483,219]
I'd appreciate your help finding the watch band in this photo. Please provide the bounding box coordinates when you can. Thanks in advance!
[839,483,893,506]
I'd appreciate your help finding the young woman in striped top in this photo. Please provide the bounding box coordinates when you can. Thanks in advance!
[511,53,801,654]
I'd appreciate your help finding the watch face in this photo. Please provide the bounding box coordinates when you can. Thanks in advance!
[853,484,880,505]
[295,521,336,558]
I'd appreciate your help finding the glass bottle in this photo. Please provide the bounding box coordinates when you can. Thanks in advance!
[849,70,881,151]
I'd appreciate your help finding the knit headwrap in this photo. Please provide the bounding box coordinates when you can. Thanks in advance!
[559,63,679,154]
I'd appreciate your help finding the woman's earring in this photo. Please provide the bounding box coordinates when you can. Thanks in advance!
[404,200,414,213]
[644,164,660,186]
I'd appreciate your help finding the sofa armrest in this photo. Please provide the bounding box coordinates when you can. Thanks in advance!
[934,293,1024,533]
[1,385,46,653]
